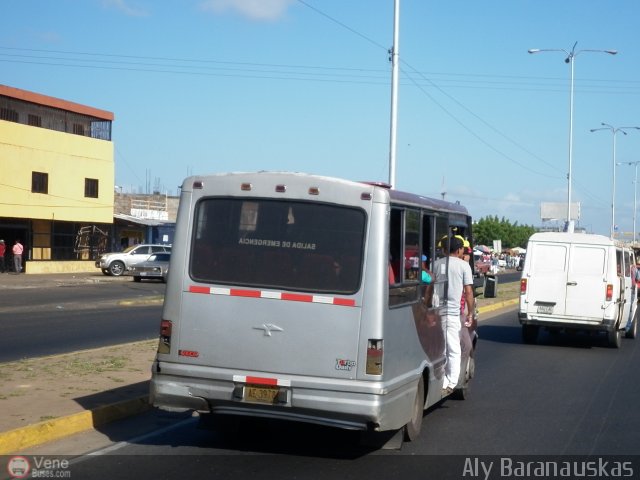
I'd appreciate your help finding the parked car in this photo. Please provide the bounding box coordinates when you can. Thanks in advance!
[127,252,171,282]
[95,244,172,276]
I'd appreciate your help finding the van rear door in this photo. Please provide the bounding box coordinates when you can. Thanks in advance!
[564,244,608,320]
[525,242,569,317]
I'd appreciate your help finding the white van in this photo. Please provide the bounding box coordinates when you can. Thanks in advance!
[149,172,479,441]
[519,232,637,347]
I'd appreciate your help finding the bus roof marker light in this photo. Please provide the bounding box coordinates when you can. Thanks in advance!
[240,183,252,191]
[361,192,372,201]
[308,187,320,195]
[275,184,287,193]
[193,181,204,189]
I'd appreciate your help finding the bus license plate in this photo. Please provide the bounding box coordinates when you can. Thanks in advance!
[537,305,553,314]
[245,385,279,404]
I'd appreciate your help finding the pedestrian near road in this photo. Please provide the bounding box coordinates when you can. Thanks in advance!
[0,240,5,273]
[433,235,475,395]
[12,239,23,273]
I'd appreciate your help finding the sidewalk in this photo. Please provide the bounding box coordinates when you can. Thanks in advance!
[0,272,519,454]
[0,270,129,289]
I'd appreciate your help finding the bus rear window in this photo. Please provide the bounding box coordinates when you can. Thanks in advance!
[191,198,366,293]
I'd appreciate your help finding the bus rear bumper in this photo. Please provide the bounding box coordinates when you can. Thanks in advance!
[150,362,416,432]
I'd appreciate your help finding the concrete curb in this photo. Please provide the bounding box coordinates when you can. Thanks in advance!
[477,297,520,316]
[0,396,150,454]
[0,298,519,454]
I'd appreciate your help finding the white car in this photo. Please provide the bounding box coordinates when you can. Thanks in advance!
[95,244,172,276]
[127,252,171,282]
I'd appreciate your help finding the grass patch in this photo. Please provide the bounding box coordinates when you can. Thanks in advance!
[66,356,128,375]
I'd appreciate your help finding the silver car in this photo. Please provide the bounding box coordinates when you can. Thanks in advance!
[95,244,172,276]
[127,252,171,282]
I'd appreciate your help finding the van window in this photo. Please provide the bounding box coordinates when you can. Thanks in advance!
[571,246,606,276]
[624,250,631,277]
[190,198,366,294]
[617,250,623,276]
[533,244,567,273]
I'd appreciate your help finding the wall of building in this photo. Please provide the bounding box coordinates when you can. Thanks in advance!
[0,120,114,223]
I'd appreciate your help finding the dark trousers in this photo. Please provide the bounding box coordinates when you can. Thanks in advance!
[0,256,5,273]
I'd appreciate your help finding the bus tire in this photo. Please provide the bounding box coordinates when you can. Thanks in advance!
[403,375,424,442]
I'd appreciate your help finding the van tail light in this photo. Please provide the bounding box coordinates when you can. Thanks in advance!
[158,320,172,354]
[366,339,383,375]
[606,284,614,302]
[520,278,527,294]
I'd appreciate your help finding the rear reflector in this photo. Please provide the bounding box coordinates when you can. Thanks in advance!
[366,339,383,375]
[158,320,172,354]
[606,284,613,301]
[520,278,527,294]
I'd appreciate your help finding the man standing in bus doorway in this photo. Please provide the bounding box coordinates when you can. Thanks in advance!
[433,235,475,395]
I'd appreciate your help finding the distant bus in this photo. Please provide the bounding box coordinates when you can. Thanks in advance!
[150,172,478,442]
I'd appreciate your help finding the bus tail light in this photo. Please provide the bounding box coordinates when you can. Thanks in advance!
[158,320,172,354]
[520,278,527,294]
[606,284,614,301]
[366,339,383,375]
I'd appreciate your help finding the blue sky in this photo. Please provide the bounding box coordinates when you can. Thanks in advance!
[2,0,640,238]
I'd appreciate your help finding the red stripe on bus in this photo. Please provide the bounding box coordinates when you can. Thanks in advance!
[281,293,314,303]
[230,289,262,298]
[189,286,211,294]
[333,298,356,307]
[245,376,278,386]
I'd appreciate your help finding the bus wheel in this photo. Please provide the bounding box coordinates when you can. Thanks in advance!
[608,326,622,348]
[522,325,539,344]
[403,376,424,442]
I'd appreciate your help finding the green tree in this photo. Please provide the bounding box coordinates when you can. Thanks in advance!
[472,216,536,249]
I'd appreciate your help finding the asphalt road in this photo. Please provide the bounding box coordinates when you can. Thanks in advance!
[0,280,164,361]
[42,304,640,479]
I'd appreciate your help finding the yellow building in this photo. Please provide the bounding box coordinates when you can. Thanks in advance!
[0,84,114,273]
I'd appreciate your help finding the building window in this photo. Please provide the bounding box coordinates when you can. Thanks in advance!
[27,114,42,127]
[73,123,85,135]
[32,171,49,194]
[0,108,18,122]
[85,178,99,198]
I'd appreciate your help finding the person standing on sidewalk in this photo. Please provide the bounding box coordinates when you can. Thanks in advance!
[12,239,24,273]
[0,240,5,273]
[433,235,475,395]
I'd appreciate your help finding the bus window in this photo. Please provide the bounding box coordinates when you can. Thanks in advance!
[191,198,366,294]
[404,210,420,282]
[389,207,421,307]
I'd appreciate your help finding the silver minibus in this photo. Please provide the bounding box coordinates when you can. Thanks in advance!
[150,171,478,441]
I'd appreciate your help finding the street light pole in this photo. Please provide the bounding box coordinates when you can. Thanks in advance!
[590,124,640,239]
[388,0,400,188]
[619,161,640,244]
[528,42,617,232]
